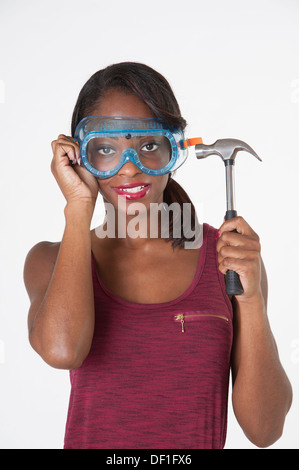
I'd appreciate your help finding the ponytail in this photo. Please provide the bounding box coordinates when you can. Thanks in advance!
[163,177,197,249]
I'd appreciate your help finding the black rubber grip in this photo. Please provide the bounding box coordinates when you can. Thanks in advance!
[224,210,244,296]
[225,268,244,296]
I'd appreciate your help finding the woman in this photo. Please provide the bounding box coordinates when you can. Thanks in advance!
[24,62,292,449]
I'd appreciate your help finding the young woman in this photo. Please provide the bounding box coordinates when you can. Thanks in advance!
[24,62,292,449]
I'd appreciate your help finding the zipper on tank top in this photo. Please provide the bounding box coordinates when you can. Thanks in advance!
[174,312,229,333]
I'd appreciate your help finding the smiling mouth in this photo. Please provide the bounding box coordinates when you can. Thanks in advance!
[113,183,151,199]
[117,185,148,193]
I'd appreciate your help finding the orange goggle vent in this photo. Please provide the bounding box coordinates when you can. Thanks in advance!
[180,137,203,149]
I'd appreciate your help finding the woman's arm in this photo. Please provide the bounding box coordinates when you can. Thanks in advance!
[24,134,99,369]
[24,203,95,370]
[217,217,292,448]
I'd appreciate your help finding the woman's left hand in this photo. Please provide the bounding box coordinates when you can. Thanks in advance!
[217,216,263,302]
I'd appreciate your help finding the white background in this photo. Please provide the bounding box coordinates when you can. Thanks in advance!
[0,0,298,449]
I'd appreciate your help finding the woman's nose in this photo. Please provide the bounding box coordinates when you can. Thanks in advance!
[118,159,143,177]
[118,149,143,177]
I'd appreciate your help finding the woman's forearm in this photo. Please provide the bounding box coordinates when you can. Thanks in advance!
[231,295,292,447]
[30,203,95,369]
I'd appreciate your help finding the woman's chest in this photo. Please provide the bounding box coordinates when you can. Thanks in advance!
[92,243,200,304]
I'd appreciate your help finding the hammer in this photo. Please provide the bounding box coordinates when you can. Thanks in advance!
[195,139,262,296]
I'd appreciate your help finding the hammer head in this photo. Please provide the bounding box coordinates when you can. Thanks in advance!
[195,138,262,163]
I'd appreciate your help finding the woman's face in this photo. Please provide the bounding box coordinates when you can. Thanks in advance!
[90,89,169,212]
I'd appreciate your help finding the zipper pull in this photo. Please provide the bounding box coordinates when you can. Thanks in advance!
[175,314,185,333]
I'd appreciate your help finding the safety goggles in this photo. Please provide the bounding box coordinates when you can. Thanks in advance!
[74,116,202,178]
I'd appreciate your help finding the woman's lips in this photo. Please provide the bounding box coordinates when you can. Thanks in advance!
[113,183,151,200]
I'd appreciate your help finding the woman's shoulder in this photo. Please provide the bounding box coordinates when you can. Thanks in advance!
[202,222,218,238]
[198,223,218,242]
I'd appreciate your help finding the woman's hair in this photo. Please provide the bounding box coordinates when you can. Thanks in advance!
[71,62,197,249]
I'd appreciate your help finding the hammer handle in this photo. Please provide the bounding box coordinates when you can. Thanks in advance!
[224,210,244,296]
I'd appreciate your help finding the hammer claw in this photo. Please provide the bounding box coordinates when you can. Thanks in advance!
[195,138,261,162]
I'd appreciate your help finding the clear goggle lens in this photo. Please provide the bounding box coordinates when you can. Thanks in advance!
[86,134,171,172]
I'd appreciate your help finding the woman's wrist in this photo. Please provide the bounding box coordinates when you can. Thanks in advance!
[232,291,266,317]
[64,200,95,225]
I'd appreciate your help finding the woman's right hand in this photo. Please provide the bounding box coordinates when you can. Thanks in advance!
[51,134,99,210]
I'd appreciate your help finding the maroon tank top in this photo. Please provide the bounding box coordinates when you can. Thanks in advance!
[64,224,233,449]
